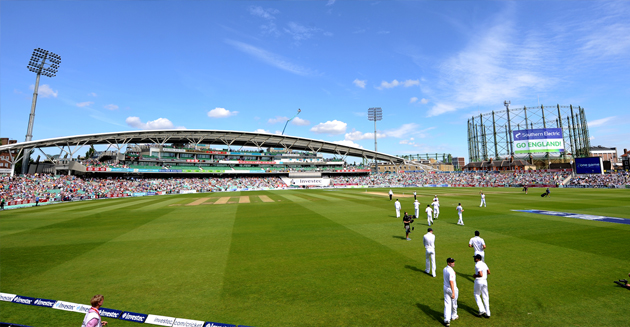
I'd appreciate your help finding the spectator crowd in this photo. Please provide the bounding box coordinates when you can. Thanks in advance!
[1,171,628,205]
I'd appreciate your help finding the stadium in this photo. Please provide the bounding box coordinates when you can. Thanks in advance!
[2,3,630,327]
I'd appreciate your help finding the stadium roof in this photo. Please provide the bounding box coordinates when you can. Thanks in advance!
[0,129,405,163]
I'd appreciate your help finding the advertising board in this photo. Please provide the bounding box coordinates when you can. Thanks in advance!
[513,128,564,154]
[575,157,604,174]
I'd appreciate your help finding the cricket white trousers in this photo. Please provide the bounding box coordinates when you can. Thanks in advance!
[425,250,436,277]
[434,208,440,219]
[480,199,486,207]
[396,209,400,218]
[444,287,459,323]
[474,280,490,316]
[427,214,433,226]
[415,208,420,218]
[457,213,464,225]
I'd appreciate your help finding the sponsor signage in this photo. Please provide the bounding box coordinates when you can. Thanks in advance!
[179,190,197,194]
[100,307,122,319]
[289,178,330,186]
[120,311,148,323]
[206,151,228,155]
[575,157,603,174]
[173,318,205,327]
[513,210,630,225]
[513,128,564,154]
[0,293,17,302]
[238,160,275,164]
[12,295,36,306]
[52,300,91,313]
[33,298,57,308]
[133,192,148,197]
[204,322,236,327]
[145,314,177,326]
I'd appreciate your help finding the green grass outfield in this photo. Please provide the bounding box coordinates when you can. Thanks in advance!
[1,187,629,327]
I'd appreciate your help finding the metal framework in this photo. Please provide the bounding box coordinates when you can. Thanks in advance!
[467,104,591,164]
[0,129,407,176]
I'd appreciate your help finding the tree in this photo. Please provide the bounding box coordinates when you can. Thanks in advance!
[85,145,96,159]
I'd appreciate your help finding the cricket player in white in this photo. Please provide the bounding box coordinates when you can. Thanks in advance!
[456,203,464,225]
[423,228,436,277]
[473,254,491,318]
[425,204,433,226]
[443,258,458,326]
[413,191,417,200]
[394,199,401,218]
[434,195,439,202]
[469,231,486,261]
[432,200,440,219]
[479,192,486,207]
[389,189,393,201]
[414,199,420,218]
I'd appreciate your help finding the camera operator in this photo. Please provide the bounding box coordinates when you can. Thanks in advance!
[403,212,414,241]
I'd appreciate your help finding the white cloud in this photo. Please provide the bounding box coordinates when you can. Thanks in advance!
[353,79,367,88]
[326,0,336,6]
[284,22,320,42]
[249,6,280,36]
[588,116,616,127]
[332,140,363,148]
[88,92,97,97]
[310,120,347,135]
[104,104,119,110]
[254,128,271,133]
[208,107,238,118]
[345,130,386,141]
[427,103,456,117]
[76,101,93,107]
[268,116,288,124]
[126,117,176,130]
[402,80,420,87]
[226,39,316,76]
[375,79,419,90]
[384,123,420,138]
[29,84,58,98]
[420,98,429,104]
[410,97,418,104]
[292,117,310,126]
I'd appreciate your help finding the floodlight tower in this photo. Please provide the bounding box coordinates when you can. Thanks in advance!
[368,107,382,173]
[22,48,61,174]
[504,100,513,157]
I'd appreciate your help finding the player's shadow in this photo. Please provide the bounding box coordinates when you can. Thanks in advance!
[392,235,406,240]
[416,303,443,323]
[458,272,475,283]
[404,265,424,272]
[457,302,479,316]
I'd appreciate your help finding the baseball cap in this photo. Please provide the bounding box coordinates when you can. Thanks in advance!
[447,257,455,263]
[473,254,482,260]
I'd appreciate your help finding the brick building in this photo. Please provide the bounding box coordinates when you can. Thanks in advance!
[0,138,18,173]
[590,145,618,163]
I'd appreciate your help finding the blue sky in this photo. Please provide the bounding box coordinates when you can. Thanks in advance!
[2,1,629,160]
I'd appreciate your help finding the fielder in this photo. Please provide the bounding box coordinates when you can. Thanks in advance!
[432,199,440,219]
[479,191,486,207]
[395,199,401,218]
[425,204,433,226]
[443,258,459,327]
[423,228,436,277]
[389,189,393,201]
[413,190,417,200]
[414,199,421,218]
[456,203,464,225]
[469,231,486,261]
[434,195,439,202]
[473,254,491,318]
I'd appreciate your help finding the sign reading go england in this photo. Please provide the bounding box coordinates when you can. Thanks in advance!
[513,128,564,154]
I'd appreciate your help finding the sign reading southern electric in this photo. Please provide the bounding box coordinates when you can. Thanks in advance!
[513,128,564,154]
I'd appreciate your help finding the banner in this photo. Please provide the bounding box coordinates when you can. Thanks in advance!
[288,178,330,186]
[513,128,564,154]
